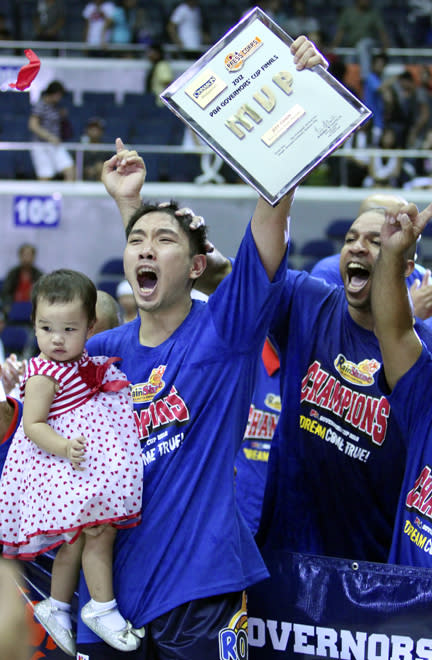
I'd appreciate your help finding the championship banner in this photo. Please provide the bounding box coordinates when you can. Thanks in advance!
[160,7,371,206]
[25,549,432,659]
[247,550,432,659]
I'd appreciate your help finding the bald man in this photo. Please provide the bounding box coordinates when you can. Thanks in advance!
[196,192,432,561]
[310,193,432,324]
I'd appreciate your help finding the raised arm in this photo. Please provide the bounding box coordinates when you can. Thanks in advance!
[251,36,327,279]
[101,138,146,229]
[372,202,432,390]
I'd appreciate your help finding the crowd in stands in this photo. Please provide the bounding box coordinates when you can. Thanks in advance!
[0,0,431,184]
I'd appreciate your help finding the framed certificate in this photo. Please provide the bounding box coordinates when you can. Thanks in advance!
[160,6,372,206]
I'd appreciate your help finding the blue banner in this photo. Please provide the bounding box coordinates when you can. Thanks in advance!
[23,550,432,659]
[248,551,432,659]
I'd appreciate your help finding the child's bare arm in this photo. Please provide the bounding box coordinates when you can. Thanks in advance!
[23,375,86,470]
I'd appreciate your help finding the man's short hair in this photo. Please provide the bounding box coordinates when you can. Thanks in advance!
[125,201,208,256]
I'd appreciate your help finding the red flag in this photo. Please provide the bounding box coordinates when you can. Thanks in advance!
[9,49,41,91]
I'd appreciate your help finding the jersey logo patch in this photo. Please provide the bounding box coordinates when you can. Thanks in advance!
[131,365,167,403]
[264,392,281,412]
[334,354,380,386]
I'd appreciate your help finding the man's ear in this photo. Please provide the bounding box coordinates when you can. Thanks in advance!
[190,254,207,281]
[405,259,415,278]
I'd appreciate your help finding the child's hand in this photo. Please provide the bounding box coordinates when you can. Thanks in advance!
[67,435,86,470]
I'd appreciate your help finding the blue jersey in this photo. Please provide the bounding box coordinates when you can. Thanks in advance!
[383,346,432,567]
[257,270,432,562]
[235,339,280,535]
[80,223,285,635]
[0,397,22,476]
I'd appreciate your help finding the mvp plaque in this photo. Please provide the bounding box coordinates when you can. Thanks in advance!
[160,7,372,206]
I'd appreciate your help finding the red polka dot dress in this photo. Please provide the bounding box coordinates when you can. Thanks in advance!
[0,350,143,560]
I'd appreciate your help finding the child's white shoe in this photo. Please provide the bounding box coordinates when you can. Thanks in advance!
[81,600,144,651]
[34,598,76,657]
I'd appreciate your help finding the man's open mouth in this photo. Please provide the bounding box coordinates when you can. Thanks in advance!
[347,263,370,291]
[137,268,157,292]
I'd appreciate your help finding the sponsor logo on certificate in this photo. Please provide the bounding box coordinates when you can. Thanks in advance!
[224,36,263,71]
[185,69,227,109]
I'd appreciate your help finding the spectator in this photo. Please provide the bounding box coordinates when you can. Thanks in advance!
[33,0,65,41]
[28,80,75,182]
[115,279,137,323]
[283,0,320,39]
[133,7,153,47]
[363,51,389,145]
[81,117,109,182]
[403,127,432,190]
[363,125,403,188]
[109,0,133,52]
[167,0,207,58]
[330,0,391,80]
[340,124,371,187]
[83,0,116,54]
[1,243,43,320]
[381,69,430,148]
[145,42,173,108]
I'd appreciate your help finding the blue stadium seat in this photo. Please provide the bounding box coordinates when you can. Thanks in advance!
[0,324,33,357]
[326,219,352,242]
[96,280,119,299]
[7,301,32,323]
[300,239,335,259]
[81,91,118,117]
[300,239,335,271]
[99,258,124,276]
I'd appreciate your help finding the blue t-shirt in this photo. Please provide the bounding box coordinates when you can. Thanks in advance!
[78,223,285,637]
[0,397,22,476]
[364,71,385,130]
[382,346,432,567]
[235,341,280,535]
[257,270,432,562]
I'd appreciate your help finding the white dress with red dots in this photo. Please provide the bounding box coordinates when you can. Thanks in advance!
[0,350,143,560]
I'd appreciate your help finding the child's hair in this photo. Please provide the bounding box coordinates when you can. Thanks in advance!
[125,200,208,257]
[31,269,97,325]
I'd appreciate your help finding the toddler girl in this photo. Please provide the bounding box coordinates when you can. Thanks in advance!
[0,269,144,655]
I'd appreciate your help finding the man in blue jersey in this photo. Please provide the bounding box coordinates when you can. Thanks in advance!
[310,193,432,326]
[371,200,432,568]
[256,202,432,563]
[73,35,326,660]
[195,193,432,562]
[235,337,281,535]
